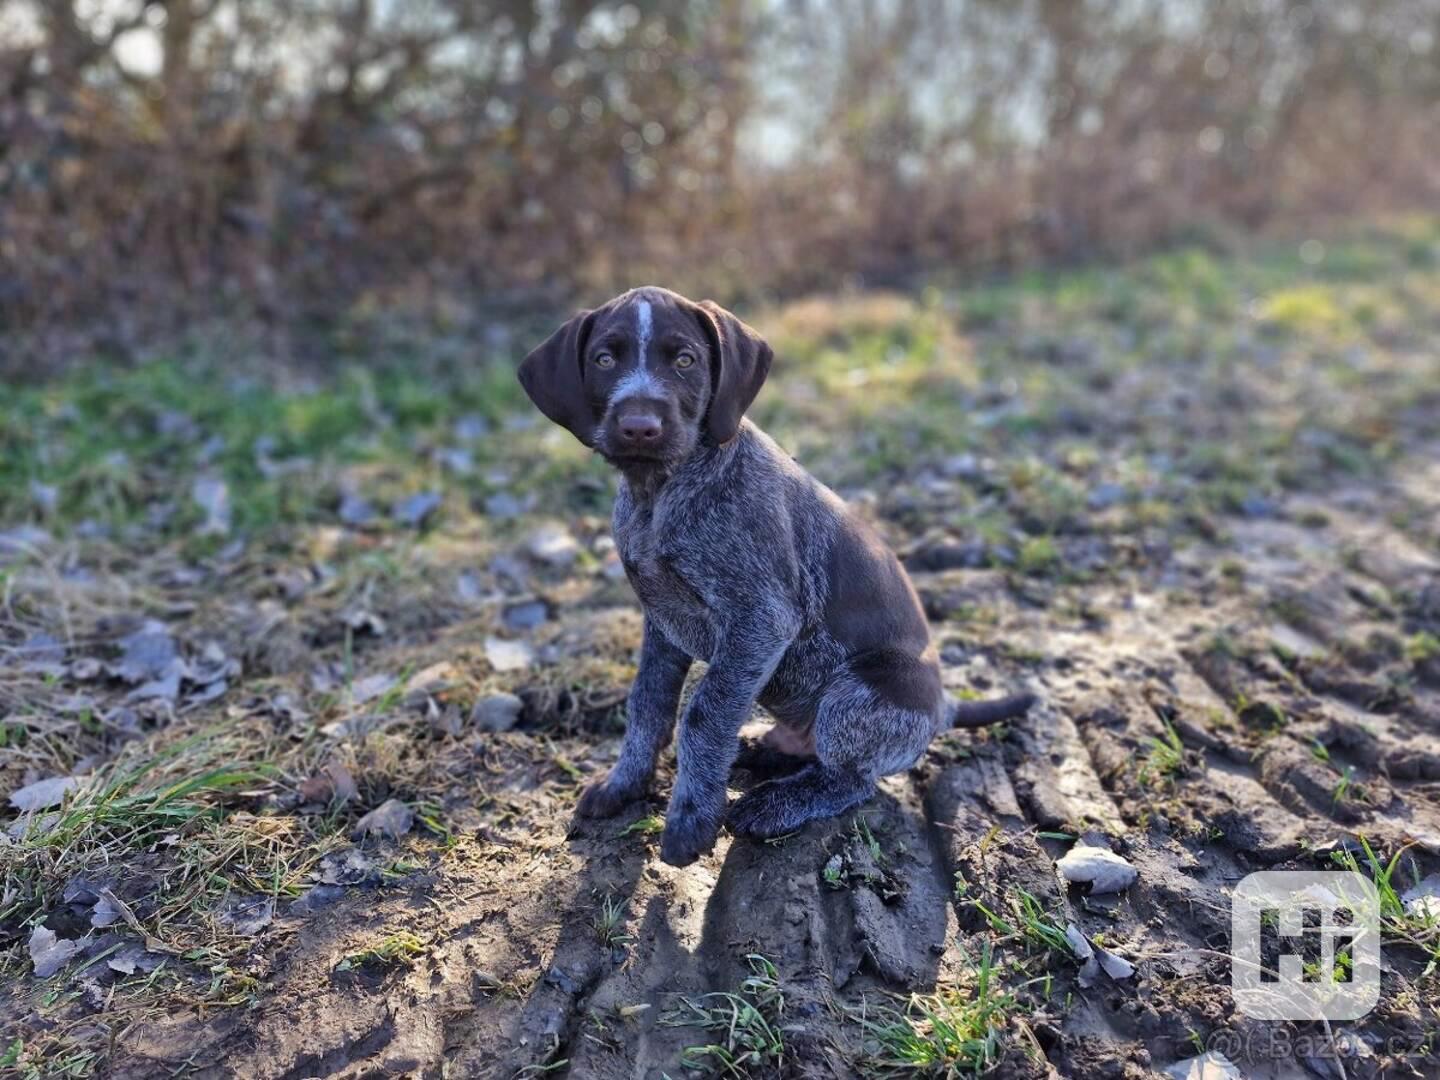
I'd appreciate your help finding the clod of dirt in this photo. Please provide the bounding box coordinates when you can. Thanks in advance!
[485,637,534,673]
[316,847,381,886]
[290,885,347,915]
[1165,1051,1244,1080]
[1056,844,1138,894]
[10,775,82,812]
[29,927,84,978]
[352,799,414,840]
[472,693,524,732]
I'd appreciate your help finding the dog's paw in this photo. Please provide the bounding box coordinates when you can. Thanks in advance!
[659,803,722,867]
[573,777,640,819]
[726,784,793,839]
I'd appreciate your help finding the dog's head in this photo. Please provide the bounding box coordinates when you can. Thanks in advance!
[517,287,772,470]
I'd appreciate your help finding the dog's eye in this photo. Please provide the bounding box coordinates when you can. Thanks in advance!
[675,351,696,369]
[593,352,616,369]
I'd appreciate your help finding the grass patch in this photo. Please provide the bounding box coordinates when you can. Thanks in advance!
[662,954,786,1077]
[856,941,1018,1077]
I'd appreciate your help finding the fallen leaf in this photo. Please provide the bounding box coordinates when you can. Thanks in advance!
[1402,873,1440,920]
[29,926,83,978]
[126,669,182,703]
[1057,844,1138,894]
[352,798,414,840]
[217,895,274,937]
[107,940,165,976]
[111,622,179,684]
[91,891,124,929]
[299,761,358,806]
[17,633,66,676]
[1165,1052,1244,1080]
[347,672,397,707]
[10,776,81,813]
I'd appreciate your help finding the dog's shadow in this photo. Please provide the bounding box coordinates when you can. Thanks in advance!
[502,770,956,1076]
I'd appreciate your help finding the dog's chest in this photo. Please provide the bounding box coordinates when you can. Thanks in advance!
[614,503,717,660]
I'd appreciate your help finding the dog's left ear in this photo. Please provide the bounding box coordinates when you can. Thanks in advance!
[697,300,773,444]
[518,308,598,445]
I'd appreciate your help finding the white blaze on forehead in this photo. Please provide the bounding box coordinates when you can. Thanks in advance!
[609,296,663,404]
[635,298,653,359]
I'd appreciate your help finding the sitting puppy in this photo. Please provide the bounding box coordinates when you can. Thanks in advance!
[519,287,1034,866]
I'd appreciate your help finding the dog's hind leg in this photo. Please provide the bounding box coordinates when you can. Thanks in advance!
[727,761,873,837]
[728,676,933,838]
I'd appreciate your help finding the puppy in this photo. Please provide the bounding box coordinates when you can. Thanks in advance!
[519,287,1034,866]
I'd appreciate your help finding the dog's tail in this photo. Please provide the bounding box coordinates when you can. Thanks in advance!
[946,692,1037,729]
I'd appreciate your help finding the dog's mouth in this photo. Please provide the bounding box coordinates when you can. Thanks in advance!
[602,449,671,468]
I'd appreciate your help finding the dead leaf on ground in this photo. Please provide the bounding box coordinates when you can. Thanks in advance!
[10,776,82,813]
[352,798,413,840]
[29,926,84,978]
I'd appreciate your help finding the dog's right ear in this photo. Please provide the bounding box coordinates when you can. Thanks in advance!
[518,309,598,445]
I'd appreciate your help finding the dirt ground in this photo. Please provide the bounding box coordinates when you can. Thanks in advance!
[3,229,1439,1078]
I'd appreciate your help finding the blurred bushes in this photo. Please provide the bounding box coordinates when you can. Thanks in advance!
[2,0,1438,368]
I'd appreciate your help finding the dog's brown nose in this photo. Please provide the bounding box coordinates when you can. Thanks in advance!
[618,414,663,445]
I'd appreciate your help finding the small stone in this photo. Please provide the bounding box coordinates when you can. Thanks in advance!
[484,492,526,519]
[1056,844,1139,894]
[1086,482,1127,511]
[526,524,580,568]
[485,638,534,673]
[393,491,443,528]
[502,600,549,632]
[472,693,524,732]
[338,493,376,527]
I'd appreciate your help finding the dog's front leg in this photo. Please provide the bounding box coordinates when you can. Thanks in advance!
[575,618,691,820]
[661,623,790,867]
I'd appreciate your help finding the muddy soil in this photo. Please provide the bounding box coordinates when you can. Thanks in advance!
[81,450,1440,1080]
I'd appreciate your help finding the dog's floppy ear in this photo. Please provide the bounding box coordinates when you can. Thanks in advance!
[697,300,773,444]
[518,308,598,445]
